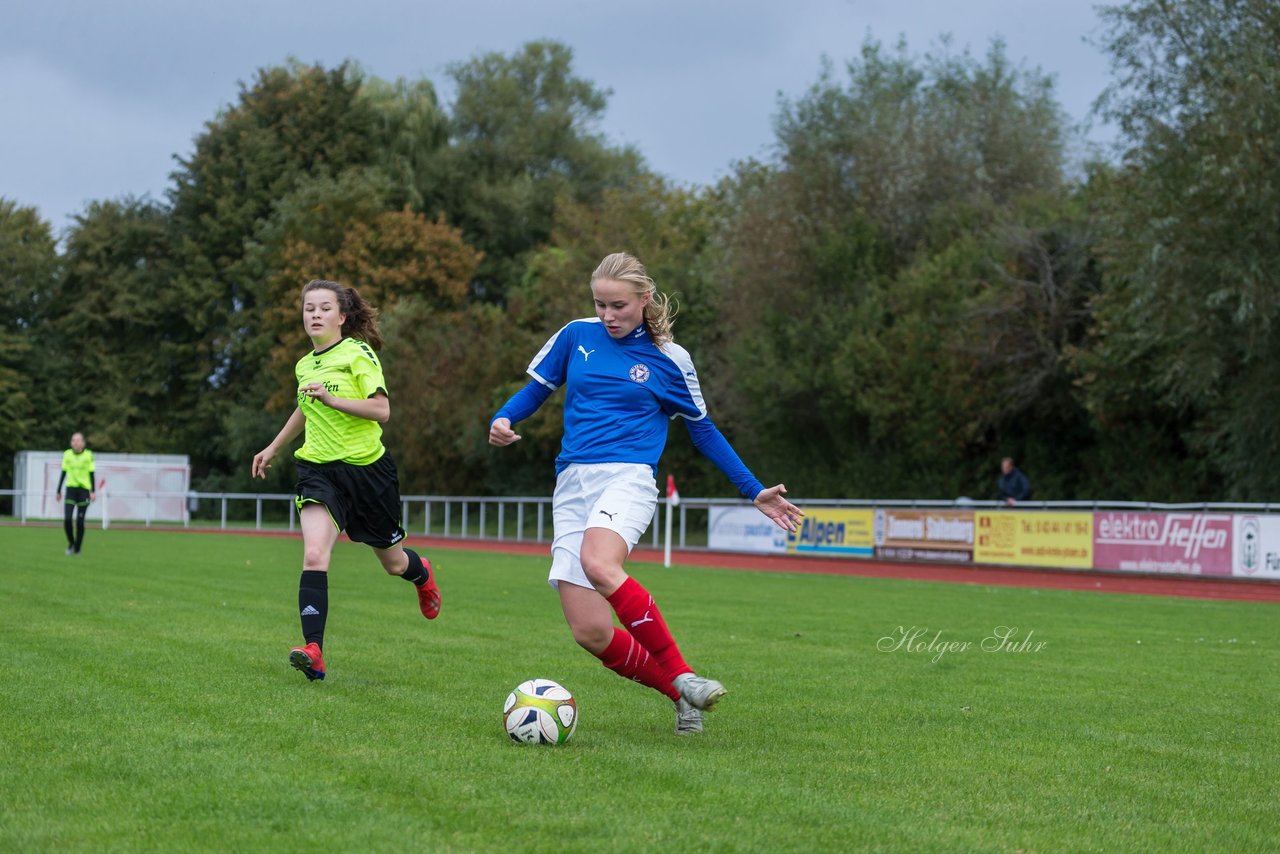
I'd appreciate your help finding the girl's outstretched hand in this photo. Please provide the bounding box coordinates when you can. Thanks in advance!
[754,484,804,532]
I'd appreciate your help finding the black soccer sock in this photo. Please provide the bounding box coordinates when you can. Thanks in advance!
[298,570,329,648]
[64,504,75,546]
[74,507,87,551]
[400,548,429,587]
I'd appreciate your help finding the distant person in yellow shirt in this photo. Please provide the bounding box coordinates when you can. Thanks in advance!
[56,432,96,555]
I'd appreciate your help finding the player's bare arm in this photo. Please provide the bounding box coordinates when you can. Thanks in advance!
[252,407,306,478]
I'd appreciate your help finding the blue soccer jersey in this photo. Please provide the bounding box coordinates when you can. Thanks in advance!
[495,319,765,499]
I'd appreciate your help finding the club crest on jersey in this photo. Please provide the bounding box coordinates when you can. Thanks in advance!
[629,364,650,383]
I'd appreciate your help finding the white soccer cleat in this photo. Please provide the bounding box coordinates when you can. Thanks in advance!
[673,673,726,711]
[675,698,703,735]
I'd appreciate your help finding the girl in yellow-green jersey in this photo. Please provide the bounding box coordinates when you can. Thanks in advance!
[56,431,96,555]
[252,280,440,682]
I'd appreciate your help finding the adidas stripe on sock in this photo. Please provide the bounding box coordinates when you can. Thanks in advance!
[299,570,328,648]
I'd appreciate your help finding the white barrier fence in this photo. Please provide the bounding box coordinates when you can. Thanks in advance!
[2,489,1278,581]
[0,489,568,542]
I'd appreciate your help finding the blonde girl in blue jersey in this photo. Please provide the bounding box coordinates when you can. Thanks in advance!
[490,252,803,734]
[252,279,440,682]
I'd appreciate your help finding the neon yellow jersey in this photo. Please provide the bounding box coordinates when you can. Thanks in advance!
[294,337,388,465]
[62,448,95,490]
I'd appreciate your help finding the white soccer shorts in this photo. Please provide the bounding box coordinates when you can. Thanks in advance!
[548,463,658,590]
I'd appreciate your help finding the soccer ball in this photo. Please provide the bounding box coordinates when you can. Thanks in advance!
[503,679,577,745]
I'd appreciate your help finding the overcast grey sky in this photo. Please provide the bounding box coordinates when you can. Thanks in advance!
[1,0,1116,233]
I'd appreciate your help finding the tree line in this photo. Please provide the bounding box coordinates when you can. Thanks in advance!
[2,1,1277,502]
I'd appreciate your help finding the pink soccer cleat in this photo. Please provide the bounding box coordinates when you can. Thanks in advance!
[289,642,326,681]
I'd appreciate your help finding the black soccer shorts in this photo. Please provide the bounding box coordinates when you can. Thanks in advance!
[294,451,406,549]
[63,486,91,508]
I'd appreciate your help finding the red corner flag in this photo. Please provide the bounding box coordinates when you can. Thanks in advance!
[666,474,680,506]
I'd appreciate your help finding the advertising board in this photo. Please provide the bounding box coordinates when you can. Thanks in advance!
[1094,512,1231,576]
[873,508,973,562]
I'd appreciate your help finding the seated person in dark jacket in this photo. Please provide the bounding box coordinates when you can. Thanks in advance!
[997,457,1031,506]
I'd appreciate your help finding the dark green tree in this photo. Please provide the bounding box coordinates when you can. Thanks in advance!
[704,37,1082,498]
[1080,0,1280,498]
[359,76,451,212]
[0,200,59,481]
[437,41,645,302]
[48,198,188,453]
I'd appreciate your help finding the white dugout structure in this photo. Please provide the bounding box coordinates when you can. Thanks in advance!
[12,451,191,525]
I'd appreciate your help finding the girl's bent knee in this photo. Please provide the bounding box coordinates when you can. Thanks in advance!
[377,551,406,575]
[302,548,330,571]
[580,559,623,591]
[569,623,612,654]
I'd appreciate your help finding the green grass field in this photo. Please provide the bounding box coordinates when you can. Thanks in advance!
[1,527,1276,853]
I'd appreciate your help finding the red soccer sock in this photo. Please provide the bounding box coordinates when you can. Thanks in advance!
[605,576,693,682]
[597,627,680,701]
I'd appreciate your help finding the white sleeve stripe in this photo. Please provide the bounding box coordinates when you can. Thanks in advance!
[528,323,566,375]
[659,341,707,418]
[528,369,558,390]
